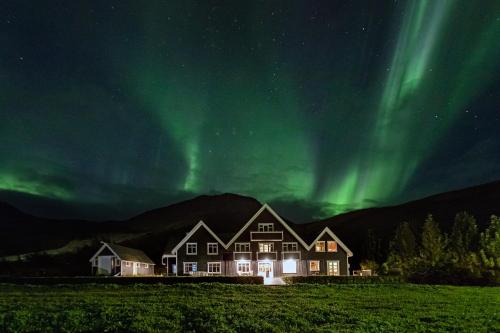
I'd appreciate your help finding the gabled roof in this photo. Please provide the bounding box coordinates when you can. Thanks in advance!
[171,220,226,254]
[90,242,155,264]
[225,203,310,250]
[307,227,353,257]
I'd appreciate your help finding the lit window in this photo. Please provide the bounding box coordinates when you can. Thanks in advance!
[208,262,221,274]
[207,243,218,255]
[327,261,339,276]
[235,243,250,252]
[282,242,298,252]
[184,262,197,274]
[258,223,274,232]
[259,242,274,252]
[309,260,320,272]
[237,262,251,273]
[125,261,131,267]
[282,260,297,274]
[315,241,326,252]
[186,243,197,255]
[327,241,337,252]
[142,263,148,268]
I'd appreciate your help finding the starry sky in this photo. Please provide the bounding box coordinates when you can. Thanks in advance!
[1,1,499,221]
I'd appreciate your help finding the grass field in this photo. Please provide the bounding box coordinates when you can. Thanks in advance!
[0,283,498,332]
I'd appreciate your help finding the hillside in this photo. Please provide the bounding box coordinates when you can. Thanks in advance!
[0,181,499,273]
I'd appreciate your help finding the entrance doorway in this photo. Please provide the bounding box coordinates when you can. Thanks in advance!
[258,261,273,279]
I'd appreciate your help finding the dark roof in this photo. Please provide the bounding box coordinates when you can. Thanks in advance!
[105,243,155,264]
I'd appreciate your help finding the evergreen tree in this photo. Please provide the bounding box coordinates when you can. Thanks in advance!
[384,222,417,275]
[420,214,447,269]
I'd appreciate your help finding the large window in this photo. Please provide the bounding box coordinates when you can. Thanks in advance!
[207,243,218,255]
[258,223,274,232]
[309,260,320,272]
[259,242,274,252]
[237,262,251,274]
[207,262,221,274]
[282,260,297,274]
[235,243,250,252]
[327,261,339,276]
[186,243,197,255]
[327,241,337,252]
[183,262,197,274]
[315,241,326,252]
[282,242,298,252]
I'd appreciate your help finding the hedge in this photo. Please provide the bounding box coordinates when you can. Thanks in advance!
[0,276,263,285]
[282,275,404,284]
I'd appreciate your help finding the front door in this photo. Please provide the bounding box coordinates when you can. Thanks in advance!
[327,260,339,276]
[133,262,139,275]
[258,261,273,279]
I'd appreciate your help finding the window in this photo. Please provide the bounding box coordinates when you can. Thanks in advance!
[207,243,218,255]
[327,241,337,252]
[207,262,221,274]
[125,261,131,267]
[282,260,297,274]
[315,241,326,252]
[309,260,320,272]
[237,262,251,273]
[142,263,148,268]
[282,242,298,252]
[258,223,274,232]
[259,242,274,252]
[235,243,250,252]
[183,262,197,274]
[327,261,339,276]
[186,243,197,255]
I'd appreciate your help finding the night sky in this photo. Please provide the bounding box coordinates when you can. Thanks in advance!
[1,1,499,221]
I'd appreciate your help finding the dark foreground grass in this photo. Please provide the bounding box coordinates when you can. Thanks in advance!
[0,283,498,332]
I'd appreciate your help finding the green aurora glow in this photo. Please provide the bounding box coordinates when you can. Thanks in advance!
[0,0,499,220]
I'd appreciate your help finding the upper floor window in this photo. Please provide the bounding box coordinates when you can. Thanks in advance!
[235,243,250,252]
[315,241,326,252]
[258,223,274,232]
[207,243,218,255]
[327,241,337,252]
[282,242,298,252]
[186,243,197,255]
[259,242,274,252]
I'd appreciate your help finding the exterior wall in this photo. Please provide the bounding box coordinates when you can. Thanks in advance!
[91,248,121,276]
[121,261,155,276]
[177,226,224,276]
[171,208,351,277]
[303,234,349,275]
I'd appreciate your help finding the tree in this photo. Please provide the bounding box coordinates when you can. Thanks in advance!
[449,212,479,274]
[479,215,500,273]
[383,222,417,275]
[420,214,447,269]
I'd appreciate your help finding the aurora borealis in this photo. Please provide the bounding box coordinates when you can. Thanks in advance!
[1,1,499,221]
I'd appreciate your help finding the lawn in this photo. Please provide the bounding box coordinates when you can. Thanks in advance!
[0,283,498,332]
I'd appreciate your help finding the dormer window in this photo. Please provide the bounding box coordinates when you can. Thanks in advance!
[258,223,274,232]
[186,243,197,255]
[315,241,326,252]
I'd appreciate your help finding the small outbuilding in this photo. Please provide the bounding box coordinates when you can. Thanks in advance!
[89,242,155,276]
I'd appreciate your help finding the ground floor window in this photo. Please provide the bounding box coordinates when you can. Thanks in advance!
[327,260,339,276]
[184,262,197,274]
[237,261,251,274]
[309,260,320,272]
[208,262,221,274]
[282,259,297,274]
